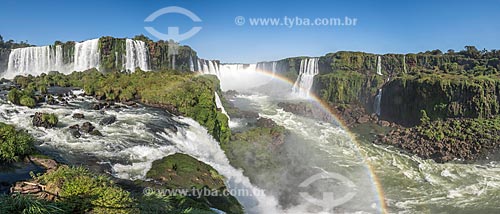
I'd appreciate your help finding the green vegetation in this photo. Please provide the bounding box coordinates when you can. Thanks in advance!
[42,113,59,127]
[1,164,227,214]
[137,192,218,214]
[0,194,64,214]
[146,153,226,190]
[383,73,500,125]
[0,122,35,162]
[380,115,500,162]
[98,36,126,72]
[7,88,37,108]
[13,69,230,143]
[146,153,243,213]
[315,70,383,105]
[416,115,500,143]
[222,120,287,184]
[35,166,135,213]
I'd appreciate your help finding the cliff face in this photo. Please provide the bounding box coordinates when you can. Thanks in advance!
[0,48,10,72]
[0,35,198,74]
[308,50,500,126]
[99,36,198,72]
[381,74,500,126]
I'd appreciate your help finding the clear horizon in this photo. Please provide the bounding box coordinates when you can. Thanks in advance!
[1,0,499,63]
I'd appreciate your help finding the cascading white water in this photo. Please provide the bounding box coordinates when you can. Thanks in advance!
[256,61,278,74]
[214,92,230,120]
[374,89,382,116]
[197,59,220,76]
[403,55,407,73]
[292,58,319,98]
[0,95,280,213]
[5,45,65,78]
[74,39,100,71]
[217,64,278,92]
[124,39,149,72]
[377,55,382,75]
[189,56,195,72]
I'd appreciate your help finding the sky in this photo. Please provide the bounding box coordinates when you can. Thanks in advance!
[1,0,500,63]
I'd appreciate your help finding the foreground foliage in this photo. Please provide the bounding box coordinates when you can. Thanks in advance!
[0,122,35,163]
[1,165,222,214]
[146,153,243,213]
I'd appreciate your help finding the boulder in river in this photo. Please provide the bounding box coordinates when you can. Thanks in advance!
[89,130,103,137]
[72,113,85,119]
[32,112,58,128]
[69,129,81,138]
[80,122,95,133]
[99,115,116,125]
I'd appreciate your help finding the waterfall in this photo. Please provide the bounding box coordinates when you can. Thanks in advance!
[377,55,382,75]
[189,56,195,72]
[292,58,319,98]
[197,59,202,72]
[74,39,100,71]
[197,59,220,76]
[214,92,230,120]
[5,45,64,78]
[256,61,278,74]
[124,39,149,72]
[374,89,382,116]
[403,55,407,73]
[0,96,280,213]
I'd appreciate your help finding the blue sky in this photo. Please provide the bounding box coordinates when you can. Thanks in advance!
[1,0,499,63]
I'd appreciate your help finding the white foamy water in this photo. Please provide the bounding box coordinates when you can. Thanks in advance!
[0,95,280,213]
[376,56,382,76]
[124,39,149,72]
[374,89,382,116]
[74,39,100,71]
[292,58,319,98]
[215,92,230,120]
[5,45,65,78]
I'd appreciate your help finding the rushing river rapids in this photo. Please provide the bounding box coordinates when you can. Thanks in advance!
[231,92,500,213]
[0,92,280,213]
[1,79,499,213]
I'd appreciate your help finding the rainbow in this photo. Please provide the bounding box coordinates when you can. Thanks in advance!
[198,68,388,213]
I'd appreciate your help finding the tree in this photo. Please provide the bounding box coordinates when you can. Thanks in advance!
[431,49,443,55]
[462,46,481,58]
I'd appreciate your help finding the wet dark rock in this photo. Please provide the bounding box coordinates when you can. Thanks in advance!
[256,117,277,128]
[357,115,370,124]
[164,123,178,133]
[81,122,95,133]
[223,90,238,99]
[122,101,137,106]
[70,129,81,138]
[32,112,58,128]
[90,130,103,137]
[69,124,79,130]
[235,110,259,119]
[92,103,105,110]
[99,115,116,125]
[378,120,391,127]
[72,113,85,119]
[278,102,333,123]
[29,156,58,171]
